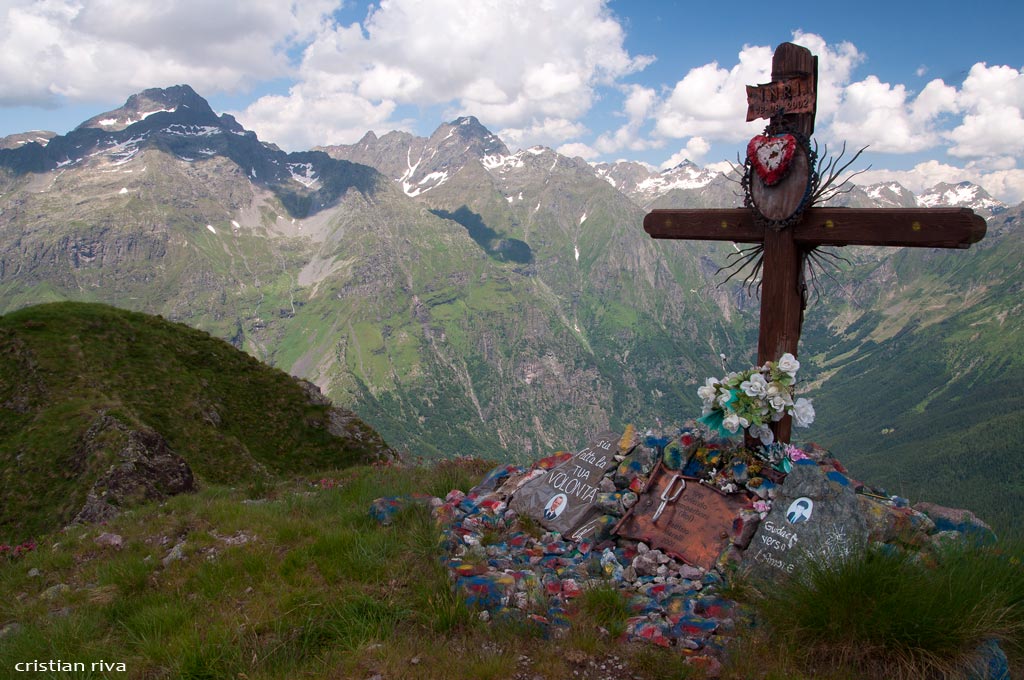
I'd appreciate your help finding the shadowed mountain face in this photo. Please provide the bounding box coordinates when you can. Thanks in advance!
[0,85,1021,531]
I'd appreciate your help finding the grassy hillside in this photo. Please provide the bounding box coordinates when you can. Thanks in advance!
[0,302,390,543]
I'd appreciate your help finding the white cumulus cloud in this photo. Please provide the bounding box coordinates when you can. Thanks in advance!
[594,85,660,154]
[829,76,946,152]
[498,118,588,150]
[652,32,863,147]
[659,137,711,170]
[947,63,1024,158]
[237,0,652,150]
[557,142,599,160]
[653,44,771,143]
[0,0,332,106]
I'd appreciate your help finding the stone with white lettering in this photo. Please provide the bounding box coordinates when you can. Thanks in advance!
[509,431,619,538]
[743,461,868,580]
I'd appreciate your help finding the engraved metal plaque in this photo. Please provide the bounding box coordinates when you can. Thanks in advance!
[615,462,749,569]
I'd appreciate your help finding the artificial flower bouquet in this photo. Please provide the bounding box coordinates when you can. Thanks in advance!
[697,352,814,445]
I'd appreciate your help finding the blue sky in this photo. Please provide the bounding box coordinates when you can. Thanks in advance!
[1,0,1022,201]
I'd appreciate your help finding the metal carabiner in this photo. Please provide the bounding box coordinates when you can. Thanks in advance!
[652,475,685,523]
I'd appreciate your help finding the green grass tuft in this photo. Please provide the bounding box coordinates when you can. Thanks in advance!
[751,541,1024,679]
[576,582,631,639]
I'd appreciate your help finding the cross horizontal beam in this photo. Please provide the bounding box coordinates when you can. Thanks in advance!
[645,207,987,249]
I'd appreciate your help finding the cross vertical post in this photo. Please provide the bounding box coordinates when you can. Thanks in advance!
[754,42,817,443]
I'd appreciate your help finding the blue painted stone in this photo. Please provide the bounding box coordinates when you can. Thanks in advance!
[663,594,695,617]
[600,548,624,580]
[968,639,1010,680]
[596,491,625,515]
[731,460,749,484]
[826,470,850,486]
[701,571,723,588]
[682,457,706,477]
[663,440,685,470]
[672,615,718,637]
[471,464,522,494]
[645,436,671,450]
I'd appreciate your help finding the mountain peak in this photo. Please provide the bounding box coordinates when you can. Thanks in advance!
[434,116,507,155]
[76,84,218,132]
[917,181,1005,215]
[0,130,57,150]
[665,160,699,172]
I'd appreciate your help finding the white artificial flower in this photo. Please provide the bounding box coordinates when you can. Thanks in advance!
[792,397,815,427]
[749,423,775,445]
[765,382,792,412]
[722,413,749,433]
[740,373,768,398]
[697,378,718,405]
[717,390,733,407]
[777,353,800,377]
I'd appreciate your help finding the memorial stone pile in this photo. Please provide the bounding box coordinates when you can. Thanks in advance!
[370,424,997,674]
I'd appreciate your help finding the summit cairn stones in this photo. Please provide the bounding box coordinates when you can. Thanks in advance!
[369,423,1004,672]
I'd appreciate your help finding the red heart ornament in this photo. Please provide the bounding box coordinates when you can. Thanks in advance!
[747,134,798,186]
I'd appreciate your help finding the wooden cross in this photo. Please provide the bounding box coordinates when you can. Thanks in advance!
[644,42,987,443]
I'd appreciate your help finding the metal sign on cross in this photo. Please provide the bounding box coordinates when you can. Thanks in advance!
[644,42,987,443]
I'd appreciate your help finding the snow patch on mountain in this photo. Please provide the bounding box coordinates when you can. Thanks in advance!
[287,162,319,188]
[865,182,911,201]
[593,159,718,204]
[637,163,717,194]
[164,124,220,137]
[483,153,524,171]
[917,182,1005,213]
[94,107,176,130]
[405,170,449,197]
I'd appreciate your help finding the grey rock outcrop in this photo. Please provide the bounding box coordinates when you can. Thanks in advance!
[294,378,399,462]
[70,414,195,525]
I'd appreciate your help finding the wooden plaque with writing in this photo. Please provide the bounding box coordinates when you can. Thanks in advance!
[615,462,749,569]
[745,75,816,121]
